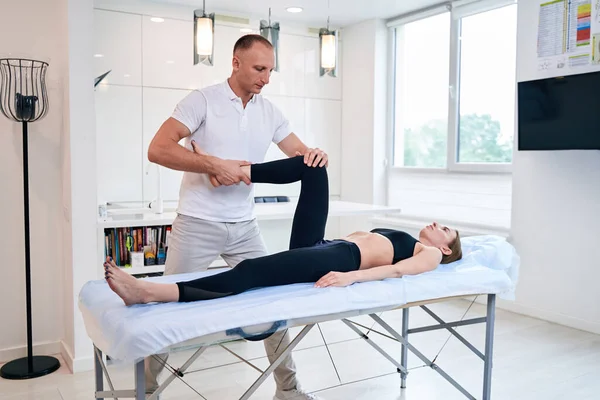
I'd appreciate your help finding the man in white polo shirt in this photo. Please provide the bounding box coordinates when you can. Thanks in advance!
[146,34,327,400]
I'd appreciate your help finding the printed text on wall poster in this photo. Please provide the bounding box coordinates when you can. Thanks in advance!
[594,33,600,63]
[537,0,599,70]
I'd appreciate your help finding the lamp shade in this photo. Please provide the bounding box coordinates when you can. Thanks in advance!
[321,33,336,69]
[194,10,215,66]
[319,29,338,77]
[0,58,49,122]
[260,20,280,72]
[196,17,213,56]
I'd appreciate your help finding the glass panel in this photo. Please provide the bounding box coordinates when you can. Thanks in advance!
[457,4,517,164]
[394,12,451,168]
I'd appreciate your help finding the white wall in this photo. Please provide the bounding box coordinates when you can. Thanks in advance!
[339,19,389,233]
[388,170,513,228]
[0,0,68,363]
[63,0,99,372]
[507,0,600,334]
[509,152,600,333]
[93,2,343,207]
[0,0,98,372]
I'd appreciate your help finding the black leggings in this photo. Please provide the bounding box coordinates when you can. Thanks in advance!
[176,156,362,302]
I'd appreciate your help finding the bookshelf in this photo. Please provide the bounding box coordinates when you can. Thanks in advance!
[96,200,403,279]
[120,264,169,276]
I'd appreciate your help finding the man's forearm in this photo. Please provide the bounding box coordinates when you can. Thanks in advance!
[290,143,309,157]
[148,141,218,174]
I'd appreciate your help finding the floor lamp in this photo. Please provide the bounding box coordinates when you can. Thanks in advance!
[0,58,61,379]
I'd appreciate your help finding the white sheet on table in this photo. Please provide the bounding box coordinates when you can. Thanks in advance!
[78,235,519,363]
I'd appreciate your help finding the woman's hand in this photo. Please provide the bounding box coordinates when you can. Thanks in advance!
[315,271,356,288]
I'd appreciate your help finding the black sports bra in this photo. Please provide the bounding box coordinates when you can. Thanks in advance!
[370,228,419,264]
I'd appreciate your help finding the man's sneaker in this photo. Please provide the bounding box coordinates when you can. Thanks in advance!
[273,388,322,400]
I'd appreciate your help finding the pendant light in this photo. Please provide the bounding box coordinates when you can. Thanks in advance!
[319,1,338,77]
[259,8,280,72]
[194,0,214,66]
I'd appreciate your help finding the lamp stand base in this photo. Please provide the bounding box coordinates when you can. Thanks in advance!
[0,355,60,380]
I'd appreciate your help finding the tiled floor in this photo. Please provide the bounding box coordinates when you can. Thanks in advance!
[1,299,599,399]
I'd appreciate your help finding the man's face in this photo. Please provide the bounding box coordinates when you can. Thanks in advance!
[232,42,275,94]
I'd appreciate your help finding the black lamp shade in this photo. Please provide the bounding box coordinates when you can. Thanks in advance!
[0,58,49,123]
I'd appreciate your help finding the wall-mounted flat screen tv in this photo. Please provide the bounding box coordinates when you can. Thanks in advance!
[517,70,600,151]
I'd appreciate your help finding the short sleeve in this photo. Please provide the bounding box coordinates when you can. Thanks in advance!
[171,90,207,134]
[271,103,291,144]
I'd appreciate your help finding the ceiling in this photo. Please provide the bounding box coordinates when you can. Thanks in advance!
[155,0,446,28]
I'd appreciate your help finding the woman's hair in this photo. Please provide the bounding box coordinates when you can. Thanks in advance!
[441,230,462,264]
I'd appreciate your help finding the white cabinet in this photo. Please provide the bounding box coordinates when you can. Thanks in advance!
[261,33,306,98]
[93,10,142,86]
[142,87,191,202]
[305,99,342,196]
[95,85,143,203]
[142,16,202,90]
[304,36,342,100]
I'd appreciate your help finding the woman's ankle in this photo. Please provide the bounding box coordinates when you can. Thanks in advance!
[242,165,251,181]
[138,281,154,304]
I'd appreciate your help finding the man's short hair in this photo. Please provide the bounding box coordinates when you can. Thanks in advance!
[233,34,273,54]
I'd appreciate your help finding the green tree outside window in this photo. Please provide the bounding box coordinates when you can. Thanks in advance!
[403,113,512,167]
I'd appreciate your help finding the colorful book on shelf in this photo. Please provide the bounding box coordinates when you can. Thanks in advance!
[104,225,172,268]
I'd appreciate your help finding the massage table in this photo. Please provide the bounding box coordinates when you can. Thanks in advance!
[79,234,519,400]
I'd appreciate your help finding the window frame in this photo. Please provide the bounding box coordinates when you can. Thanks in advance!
[387,0,518,174]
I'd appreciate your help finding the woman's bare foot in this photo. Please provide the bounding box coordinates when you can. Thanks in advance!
[104,257,150,306]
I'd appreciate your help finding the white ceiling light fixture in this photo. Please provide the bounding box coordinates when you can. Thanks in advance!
[259,7,280,72]
[150,17,164,23]
[286,7,303,13]
[194,0,214,66]
[319,0,338,77]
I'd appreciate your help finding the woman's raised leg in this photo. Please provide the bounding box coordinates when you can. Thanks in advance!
[250,156,329,249]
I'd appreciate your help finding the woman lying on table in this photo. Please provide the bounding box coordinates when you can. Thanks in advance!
[104,154,462,306]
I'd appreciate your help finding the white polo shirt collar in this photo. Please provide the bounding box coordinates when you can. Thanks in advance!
[223,79,257,104]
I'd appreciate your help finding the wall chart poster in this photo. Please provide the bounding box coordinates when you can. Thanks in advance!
[537,0,600,70]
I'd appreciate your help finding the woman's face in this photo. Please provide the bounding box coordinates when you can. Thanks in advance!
[420,222,457,248]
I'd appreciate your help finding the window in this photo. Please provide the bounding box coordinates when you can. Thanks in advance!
[393,12,451,168]
[457,4,517,164]
[391,0,518,172]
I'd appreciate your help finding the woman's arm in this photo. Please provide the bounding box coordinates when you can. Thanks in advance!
[315,247,442,288]
[392,246,443,277]
[354,247,441,282]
